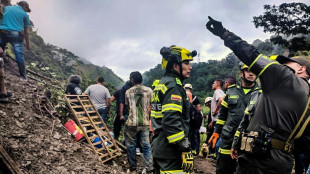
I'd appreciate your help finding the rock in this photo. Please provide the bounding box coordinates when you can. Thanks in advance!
[53,132,61,139]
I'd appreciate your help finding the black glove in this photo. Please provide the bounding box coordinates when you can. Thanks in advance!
[206,16,227,38]
[177,137,191,152]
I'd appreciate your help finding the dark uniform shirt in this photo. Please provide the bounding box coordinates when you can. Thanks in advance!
[65,83,82,95]
[222,31,310,173]
[231,88,262,150]
[151,72,190,159]
[214,84,258,154]
[113,89,121,116]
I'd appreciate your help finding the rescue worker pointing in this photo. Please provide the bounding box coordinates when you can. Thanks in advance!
[206,16,310,174]
[151,45,197,174]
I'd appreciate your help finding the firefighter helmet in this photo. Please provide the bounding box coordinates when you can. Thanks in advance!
[160,45,197,69]
[239,62,249,70]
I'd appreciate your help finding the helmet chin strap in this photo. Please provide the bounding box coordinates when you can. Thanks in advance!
[170,62,185,81]
[242,71,255,85]
[179,62,185,81]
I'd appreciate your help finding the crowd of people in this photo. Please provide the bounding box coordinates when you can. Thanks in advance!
[62,17,310,174]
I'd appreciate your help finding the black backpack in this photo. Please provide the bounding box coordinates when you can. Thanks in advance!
[189,103,203,129]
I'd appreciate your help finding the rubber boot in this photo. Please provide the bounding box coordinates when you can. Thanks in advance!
[17,63,27,79]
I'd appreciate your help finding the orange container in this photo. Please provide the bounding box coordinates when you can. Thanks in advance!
[64,119,84,141]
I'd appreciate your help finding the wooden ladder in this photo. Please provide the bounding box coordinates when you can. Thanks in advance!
[64,95,121,163]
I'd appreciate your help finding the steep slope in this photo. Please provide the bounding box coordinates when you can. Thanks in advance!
[21,27,123,88]
[0,56,124,173]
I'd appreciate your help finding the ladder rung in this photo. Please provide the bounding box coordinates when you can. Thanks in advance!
[77,117,89,121]
[71,105,82,109]
[87,111,97,114]
[67,99,80,103]
[98,152,110,158]
[86,129,96,133]
[90,116,101,119]
[80,99,91,102]
[93,121,102,125]
[84,105,93,108]
[97,132,109,137]
[92,141,102,146]
[75,111,86,115]
[81,123,92,127]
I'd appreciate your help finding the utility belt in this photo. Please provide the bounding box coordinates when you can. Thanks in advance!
[240,130,293,156]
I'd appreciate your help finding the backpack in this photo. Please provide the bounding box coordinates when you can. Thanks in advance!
[189,103,203,129]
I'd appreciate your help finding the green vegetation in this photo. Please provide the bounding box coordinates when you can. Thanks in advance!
[253,3,310,55]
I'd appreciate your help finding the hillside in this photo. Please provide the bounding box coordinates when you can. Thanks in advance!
[18,26,124,89]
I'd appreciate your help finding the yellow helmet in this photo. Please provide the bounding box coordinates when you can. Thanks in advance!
[160,45,197,69]
[239,62,249,70]
[152,79,160,87]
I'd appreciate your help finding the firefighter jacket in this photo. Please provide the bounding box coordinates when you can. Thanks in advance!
[151,72,191,159]
[214,83,258,154]
[231,88,262,150]
[221,30,310,173]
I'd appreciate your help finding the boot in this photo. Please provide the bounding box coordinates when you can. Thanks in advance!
[17,63,27,79]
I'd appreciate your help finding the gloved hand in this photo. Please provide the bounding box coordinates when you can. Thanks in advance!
[182,151,194,173]
[208,132,220,148]
[206,16,227,38]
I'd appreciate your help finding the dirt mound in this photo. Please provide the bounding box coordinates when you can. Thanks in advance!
[0,57,128,173]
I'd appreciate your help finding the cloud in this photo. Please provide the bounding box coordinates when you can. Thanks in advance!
[13,0,309,80]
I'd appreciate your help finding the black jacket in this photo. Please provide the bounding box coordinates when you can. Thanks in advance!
[222,31,310,174]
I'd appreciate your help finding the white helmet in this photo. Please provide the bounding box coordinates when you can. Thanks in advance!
[184,83,192,90]
[204,97,212,104]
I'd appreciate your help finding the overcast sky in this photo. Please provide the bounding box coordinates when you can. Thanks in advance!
[11,0,308,80]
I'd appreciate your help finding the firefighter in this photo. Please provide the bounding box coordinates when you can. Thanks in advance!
[208,62,258,174]
[151,45,197,174]
[206,16,310,174]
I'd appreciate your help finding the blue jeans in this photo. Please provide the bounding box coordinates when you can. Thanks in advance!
[124,126,153,169]
[98,107,108,123]
[0,31,24,63]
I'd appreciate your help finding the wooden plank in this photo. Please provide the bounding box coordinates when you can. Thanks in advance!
[0,144,23,174]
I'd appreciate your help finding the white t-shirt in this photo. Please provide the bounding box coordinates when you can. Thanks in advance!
[211,89,225,122]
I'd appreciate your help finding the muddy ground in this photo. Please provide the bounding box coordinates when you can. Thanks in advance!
[0,56,215,173]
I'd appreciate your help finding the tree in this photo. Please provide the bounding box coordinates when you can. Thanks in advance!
[253,3,310,54]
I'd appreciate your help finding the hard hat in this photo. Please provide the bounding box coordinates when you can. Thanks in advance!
[239,62,249,70]
[184,83,192,90]
[152,79,160,87]
[160,45,197,69]
[205,97,212,104]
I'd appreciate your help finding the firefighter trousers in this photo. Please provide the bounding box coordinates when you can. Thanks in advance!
[217,153,236,174]
[154,157,186,174]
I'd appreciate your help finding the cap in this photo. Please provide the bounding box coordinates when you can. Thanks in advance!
[17,1,31,12]
[184,83,192,90]
[205,97,212,104]
[277,55,310,75]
